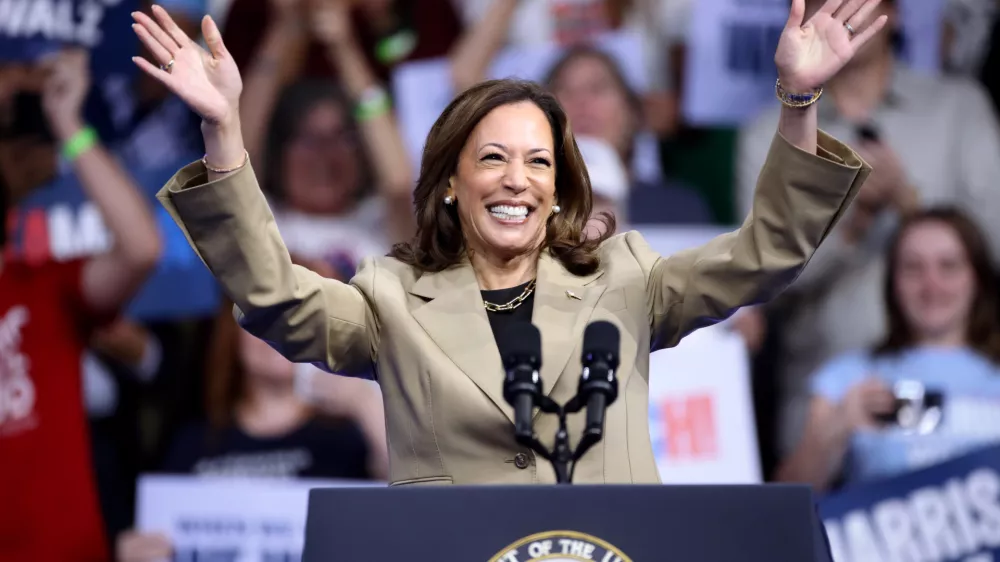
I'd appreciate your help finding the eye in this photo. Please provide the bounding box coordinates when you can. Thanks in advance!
[481,153,504,162]
[531,157,552,167]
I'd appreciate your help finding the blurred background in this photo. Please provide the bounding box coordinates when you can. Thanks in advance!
[2,0,1000,560]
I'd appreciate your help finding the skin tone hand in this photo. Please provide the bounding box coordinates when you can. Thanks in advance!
[40,49,90,141]
[775,0,889,93]
[131,6,245,170]
[116,530,172,562]
[310,0,354,47]
[772,0,888,155]
[856,141,919,213]
[839,377,896,431]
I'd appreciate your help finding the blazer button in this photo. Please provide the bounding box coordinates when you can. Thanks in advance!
[513,453,530,469]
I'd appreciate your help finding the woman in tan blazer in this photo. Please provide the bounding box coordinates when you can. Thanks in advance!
[131,0,886,486]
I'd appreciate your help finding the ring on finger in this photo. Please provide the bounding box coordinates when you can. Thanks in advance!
[160,59,175,73]
[844,22,857,37]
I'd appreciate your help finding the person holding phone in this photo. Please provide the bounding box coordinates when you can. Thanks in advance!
[737,0,1000,458]
[0,50,162,562]
[777,208,1000,491]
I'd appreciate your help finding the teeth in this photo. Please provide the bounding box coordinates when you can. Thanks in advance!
[488,205,529,217]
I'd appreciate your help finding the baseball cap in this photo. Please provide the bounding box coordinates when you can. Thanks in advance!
[575,135,627,204]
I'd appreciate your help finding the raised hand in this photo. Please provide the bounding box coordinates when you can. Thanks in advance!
[40,49,91,140]
[775,0,889,92]
[311,0,354,47]
[131,5,241,127]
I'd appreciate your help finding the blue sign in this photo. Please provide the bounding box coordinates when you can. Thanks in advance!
[818,444,1000,562]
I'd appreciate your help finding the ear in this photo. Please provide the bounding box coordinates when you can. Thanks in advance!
[447,176,456,197]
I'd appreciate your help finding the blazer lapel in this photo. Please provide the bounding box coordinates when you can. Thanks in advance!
[409,261,513,423]
[532,252,606,399]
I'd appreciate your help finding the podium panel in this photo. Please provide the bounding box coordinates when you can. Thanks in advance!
[303,485,832,561]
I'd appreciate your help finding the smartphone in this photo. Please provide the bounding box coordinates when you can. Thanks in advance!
[874,381,945,433]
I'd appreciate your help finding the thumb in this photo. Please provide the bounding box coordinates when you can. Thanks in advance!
[202,15,227,58]
[787,0,805,29]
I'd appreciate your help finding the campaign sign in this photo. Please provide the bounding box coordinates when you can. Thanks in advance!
[817,444,1000,562]
[639,225,762,485]
[136,475,385,562]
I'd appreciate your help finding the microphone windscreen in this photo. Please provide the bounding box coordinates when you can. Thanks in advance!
[582,321,620,357]
[500,322,542,369]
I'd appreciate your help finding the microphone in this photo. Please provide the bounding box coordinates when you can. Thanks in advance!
[578,321,620,440]
[500,323,543,443]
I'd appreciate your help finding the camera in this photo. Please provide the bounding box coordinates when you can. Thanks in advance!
[874,380,945,434]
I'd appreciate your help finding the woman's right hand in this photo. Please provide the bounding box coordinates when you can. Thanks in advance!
[839,378,896,431]
[131,6,241,128]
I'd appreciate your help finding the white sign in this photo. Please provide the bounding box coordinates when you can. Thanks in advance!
[682,0,788,125]
[639,225,763,484]
[136,475,384,562]
[390,31,662,184]
[682,0,946,125]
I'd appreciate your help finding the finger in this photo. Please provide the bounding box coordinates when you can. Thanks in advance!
[133,11,181,55]
[847,0,884,34]
[786,0,806,29]
[131,56,174,88]
[201,14,227,59]
[851,14,888,48]
[816,0,844,16]
[132,23,174,66]
[152,4,196,50]
[834,0,867,21]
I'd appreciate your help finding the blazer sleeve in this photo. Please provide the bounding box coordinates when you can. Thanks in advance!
[629,130,871,352]
[155,161,379,377]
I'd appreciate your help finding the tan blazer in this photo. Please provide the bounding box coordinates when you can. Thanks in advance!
[158,131,869,486]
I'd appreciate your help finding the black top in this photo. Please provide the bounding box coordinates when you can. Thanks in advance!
[161,416,372,480]
[482,280,535,361]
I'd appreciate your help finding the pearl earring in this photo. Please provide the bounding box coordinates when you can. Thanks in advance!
[552,204,561,215]
[444,195,454,205]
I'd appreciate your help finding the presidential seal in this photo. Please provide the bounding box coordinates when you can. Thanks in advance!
[489,530,632,562]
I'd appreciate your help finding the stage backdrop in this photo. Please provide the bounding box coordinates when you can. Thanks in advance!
[817,443,1000,562]
[640,225,763,484]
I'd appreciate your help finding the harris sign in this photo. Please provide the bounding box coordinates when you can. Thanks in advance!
[817,444,1000,562]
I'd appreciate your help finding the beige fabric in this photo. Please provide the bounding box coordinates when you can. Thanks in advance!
[157,130,869,486]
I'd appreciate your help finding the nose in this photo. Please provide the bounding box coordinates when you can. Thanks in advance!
[502,158,529,194]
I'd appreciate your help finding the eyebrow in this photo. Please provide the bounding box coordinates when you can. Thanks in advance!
[481,142,552,155]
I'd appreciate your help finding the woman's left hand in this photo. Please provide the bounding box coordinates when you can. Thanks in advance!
[775,0,889,93]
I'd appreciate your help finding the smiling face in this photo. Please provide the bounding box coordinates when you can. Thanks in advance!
[893,220,976,343]
[449,102,558,261]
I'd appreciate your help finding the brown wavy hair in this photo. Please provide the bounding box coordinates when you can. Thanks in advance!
[875,207,1000,362]
[388,79,615,276]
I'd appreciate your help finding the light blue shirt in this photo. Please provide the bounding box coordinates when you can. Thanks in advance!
[812,346,1000,486]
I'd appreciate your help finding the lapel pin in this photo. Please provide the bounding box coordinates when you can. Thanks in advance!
[566,290,582,300]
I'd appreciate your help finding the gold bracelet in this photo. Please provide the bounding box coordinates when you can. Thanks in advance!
[202,150,249,174]
[775,79,823,109]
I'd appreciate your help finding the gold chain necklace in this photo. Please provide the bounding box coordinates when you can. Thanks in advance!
[483,279,537,312]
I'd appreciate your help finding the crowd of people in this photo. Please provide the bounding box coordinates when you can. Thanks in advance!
[2,0,1000,560]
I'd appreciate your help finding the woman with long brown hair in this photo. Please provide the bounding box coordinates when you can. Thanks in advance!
[778,208,1000,491]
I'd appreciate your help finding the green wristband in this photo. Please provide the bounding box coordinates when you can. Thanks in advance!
[354,88,392,122]
[62,126,99,162]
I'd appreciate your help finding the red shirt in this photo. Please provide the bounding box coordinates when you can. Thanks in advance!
[0,260,110,562]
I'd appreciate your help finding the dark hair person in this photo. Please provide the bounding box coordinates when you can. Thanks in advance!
[133,0,886,486]
[778,208,1000,491]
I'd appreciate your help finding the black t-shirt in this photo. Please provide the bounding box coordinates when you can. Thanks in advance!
[482,280,535,361]
[161,416,372,480]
